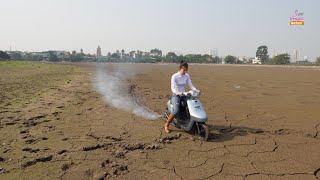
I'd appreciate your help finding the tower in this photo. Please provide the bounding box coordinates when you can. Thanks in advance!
[97,46,101,57]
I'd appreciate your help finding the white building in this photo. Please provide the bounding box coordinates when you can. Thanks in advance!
[252,57,262,64]
[293,49,301,62]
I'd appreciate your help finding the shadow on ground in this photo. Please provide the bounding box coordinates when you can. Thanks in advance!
[206,125,264,142]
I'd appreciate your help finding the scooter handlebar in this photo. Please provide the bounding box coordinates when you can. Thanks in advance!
[181,90,200,97]
[181,92,192,97]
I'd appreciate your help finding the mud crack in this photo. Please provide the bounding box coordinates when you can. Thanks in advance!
[21,155,53,168]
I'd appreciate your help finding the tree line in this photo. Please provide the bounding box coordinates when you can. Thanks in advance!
[1,47,320,65]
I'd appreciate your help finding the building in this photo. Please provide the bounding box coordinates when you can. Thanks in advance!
[41,52,50,60]
[129,51,136,58]
[65,51,71,59]
[142,52,151,58]
[41,51,66,60]
[293,49,300,62]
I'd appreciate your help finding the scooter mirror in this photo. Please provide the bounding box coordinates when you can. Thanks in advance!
[189,90,199,97]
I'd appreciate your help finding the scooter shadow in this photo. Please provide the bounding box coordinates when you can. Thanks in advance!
[205,125,264,142]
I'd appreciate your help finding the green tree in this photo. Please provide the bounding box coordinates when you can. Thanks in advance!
[0,51,11,60]
[136,50,143,58]
[236,59,244,64]
[212,56,222,63]
[121,49,125,57]
[256,45,269,64]
[316,57,320,64]
[49,53,58,62]
[184,54,194,63]
[31,55,42,61]
[10,52,22,60]
[224,55,236,64]
[70,53,84,62]
[166,52,178,63]
[202,54,212,63]
[271,53,290,64]
[150,48,162,58]
[177,55,185,63]
[111,53,120,60]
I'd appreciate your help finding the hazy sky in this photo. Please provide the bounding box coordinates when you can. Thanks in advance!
[1,0,319,60]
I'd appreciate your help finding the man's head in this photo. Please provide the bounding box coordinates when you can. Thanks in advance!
[179,61,188,75]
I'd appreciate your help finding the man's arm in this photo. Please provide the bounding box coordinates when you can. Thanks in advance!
[187,74,197,91]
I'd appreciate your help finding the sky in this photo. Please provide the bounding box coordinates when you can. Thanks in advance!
[0,0,319,61]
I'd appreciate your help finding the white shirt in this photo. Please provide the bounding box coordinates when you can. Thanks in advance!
[171,72,197,94]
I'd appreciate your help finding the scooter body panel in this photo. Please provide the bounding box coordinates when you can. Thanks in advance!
[187,98,208,122]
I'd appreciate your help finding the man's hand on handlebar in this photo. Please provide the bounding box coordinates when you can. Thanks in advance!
[175,91,191,96]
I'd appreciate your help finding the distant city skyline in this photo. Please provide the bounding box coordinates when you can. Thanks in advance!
[1,0,319,61]
[3,46,310,61]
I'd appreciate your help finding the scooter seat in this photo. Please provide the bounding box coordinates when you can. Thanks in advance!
[169,98,187,111]
[180,100,187,111]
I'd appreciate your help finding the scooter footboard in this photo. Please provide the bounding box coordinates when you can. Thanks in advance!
[181,119,195,131]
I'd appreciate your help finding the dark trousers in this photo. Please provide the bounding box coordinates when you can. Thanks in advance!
[171,94,187,117]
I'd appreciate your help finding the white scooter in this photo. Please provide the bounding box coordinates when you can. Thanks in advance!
[164,90,209,141]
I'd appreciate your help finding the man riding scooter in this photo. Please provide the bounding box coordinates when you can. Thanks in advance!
[164,61,200,133]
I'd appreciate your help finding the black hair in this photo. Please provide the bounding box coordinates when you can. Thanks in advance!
[179,61,188,69]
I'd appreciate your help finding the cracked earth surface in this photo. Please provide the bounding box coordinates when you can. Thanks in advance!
[1,63,320,180]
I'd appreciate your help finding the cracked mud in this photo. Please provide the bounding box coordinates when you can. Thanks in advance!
[1,63,320,180]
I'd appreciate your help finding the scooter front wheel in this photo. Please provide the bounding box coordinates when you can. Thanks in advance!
[196,123,209,141]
